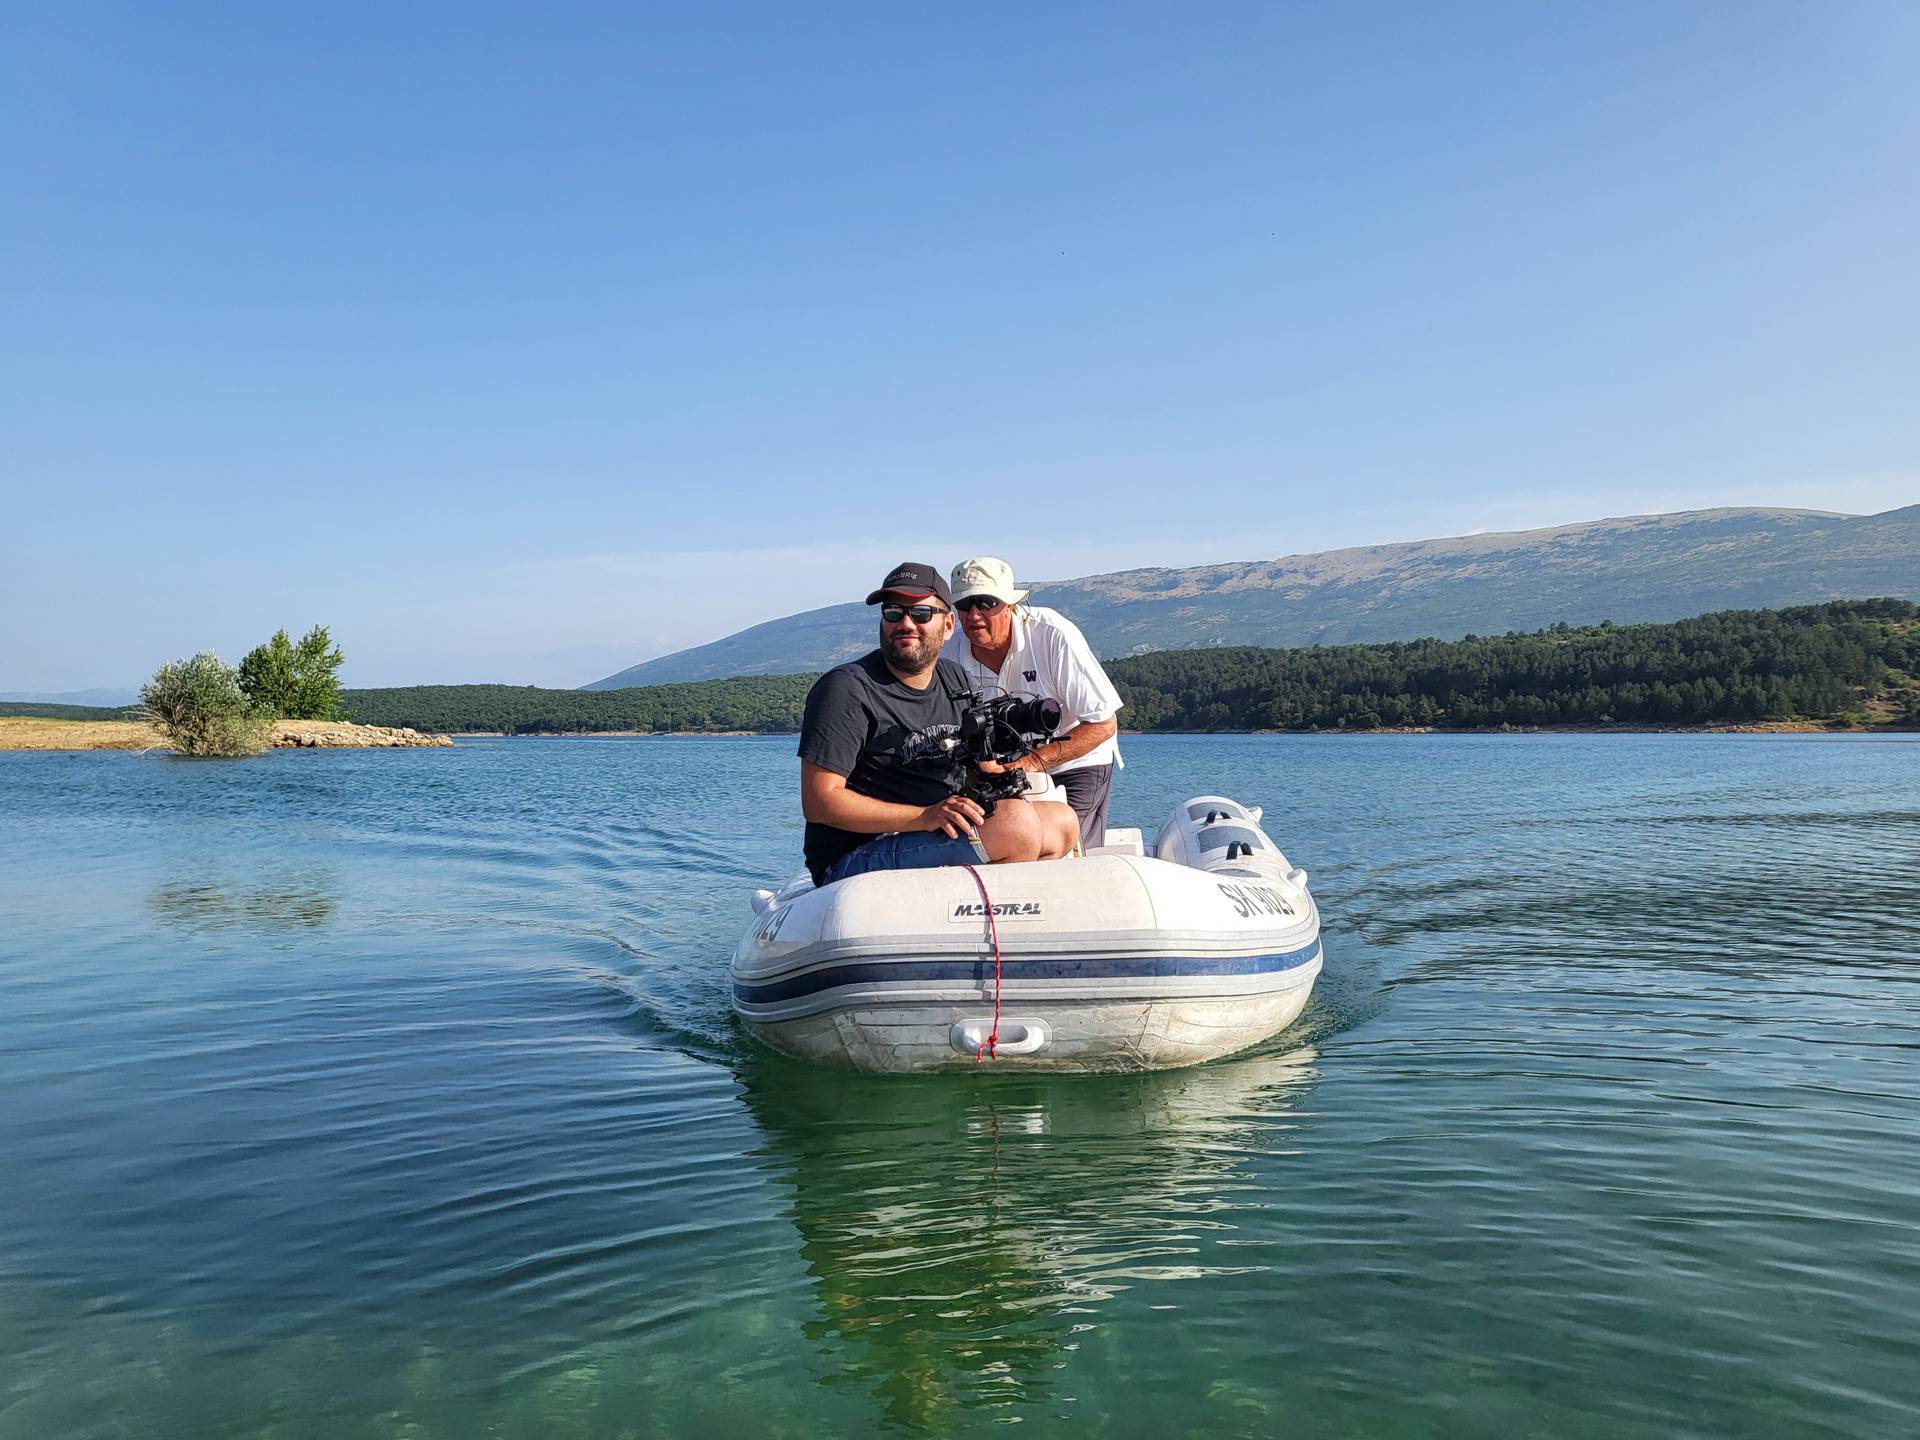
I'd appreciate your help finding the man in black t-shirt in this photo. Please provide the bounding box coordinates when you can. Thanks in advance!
[798,561,1074,886]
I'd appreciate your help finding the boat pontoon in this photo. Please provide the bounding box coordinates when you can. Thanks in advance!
[732,796,1321,1072]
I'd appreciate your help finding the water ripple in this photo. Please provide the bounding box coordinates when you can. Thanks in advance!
[3,736,1918,1437]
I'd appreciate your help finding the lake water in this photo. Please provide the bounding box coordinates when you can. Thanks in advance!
[2,734,1917,1438]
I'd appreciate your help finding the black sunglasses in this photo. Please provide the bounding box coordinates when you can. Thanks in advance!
[955,596,1005,614]
[879,602,948,624]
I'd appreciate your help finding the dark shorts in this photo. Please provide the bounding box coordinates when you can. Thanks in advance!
[1054,764,1115,849]
[823,829,990,884]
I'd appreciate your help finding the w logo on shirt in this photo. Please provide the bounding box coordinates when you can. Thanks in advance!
[1024,670,1037,682]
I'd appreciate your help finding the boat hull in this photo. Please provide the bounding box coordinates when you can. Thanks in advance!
[737,961,1321,1073]
[733,798,1323,1073]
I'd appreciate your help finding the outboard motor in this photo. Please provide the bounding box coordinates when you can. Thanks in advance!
[1154,795,1306,888]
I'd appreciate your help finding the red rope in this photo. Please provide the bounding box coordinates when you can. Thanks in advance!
[961,863,1003,1062]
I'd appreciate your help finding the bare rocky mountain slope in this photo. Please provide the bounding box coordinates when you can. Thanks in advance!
[587,504,1920,688]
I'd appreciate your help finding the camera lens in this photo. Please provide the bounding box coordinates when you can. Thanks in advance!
[1003,697,1062,735]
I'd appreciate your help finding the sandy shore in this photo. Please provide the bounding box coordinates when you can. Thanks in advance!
[0,717,453,751]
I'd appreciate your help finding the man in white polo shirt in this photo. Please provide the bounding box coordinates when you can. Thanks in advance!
[942,556,1125,849]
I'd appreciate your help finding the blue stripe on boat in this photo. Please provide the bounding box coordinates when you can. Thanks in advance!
[734,942,1321,1006]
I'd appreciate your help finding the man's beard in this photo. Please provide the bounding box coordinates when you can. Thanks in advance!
[881,629,940,676]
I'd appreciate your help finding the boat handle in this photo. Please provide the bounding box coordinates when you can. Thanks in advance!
[950,1018,1050,1056]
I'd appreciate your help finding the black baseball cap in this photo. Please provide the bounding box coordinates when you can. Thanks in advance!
[865,561,953,607]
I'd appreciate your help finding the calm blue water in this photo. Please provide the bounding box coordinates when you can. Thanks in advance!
[2,734,1917,1438]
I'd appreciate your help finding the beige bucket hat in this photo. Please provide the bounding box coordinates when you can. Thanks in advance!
[949,556,1029,607]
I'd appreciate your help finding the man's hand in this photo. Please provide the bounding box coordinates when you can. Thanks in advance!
[975,754,1041,776]
[920,794,986,838]
[981,718,1115,776]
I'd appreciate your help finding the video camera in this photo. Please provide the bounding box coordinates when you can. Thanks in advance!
[911,682,1063,815]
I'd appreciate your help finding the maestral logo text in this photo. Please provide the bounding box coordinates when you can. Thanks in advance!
[950,900,1044,921]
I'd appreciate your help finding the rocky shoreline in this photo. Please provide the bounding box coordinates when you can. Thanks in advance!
[271,721,452,748]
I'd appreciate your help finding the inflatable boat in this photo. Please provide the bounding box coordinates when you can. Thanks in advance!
[732,796,1321,1072]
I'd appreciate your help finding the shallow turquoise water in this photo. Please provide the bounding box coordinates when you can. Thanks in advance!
[2,734,1917,1438]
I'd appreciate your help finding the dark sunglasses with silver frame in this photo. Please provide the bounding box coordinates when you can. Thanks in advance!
[955,596,1005,614]
[879,602,948,624]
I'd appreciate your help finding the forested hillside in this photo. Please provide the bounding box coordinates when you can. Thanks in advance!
[330,601,1920,734]
[0,701,138,721]
[340,675,816,734]
[1111,599,1919,730]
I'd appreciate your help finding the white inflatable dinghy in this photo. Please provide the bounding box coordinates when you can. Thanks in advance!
[732,796,1321,1072]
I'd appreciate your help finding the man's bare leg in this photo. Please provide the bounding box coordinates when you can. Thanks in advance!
[1033,800,1080,859]
[976,797,1042,863]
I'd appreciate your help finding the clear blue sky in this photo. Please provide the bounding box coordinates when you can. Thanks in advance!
[3,1,1916,691]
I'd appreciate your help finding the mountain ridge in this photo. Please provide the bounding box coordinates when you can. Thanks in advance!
[587,504,1920,688]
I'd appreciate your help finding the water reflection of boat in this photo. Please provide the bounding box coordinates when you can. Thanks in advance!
[734,797,1323,1072]
[736,1045,1320,1427]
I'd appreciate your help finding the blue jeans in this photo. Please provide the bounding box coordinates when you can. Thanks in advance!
[824,830,989,884]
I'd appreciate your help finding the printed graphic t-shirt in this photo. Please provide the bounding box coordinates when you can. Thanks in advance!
[797,651,970,884]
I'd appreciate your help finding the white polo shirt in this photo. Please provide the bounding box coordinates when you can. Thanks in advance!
[941,605,1124,773]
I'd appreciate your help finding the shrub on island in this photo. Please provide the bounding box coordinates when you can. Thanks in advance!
[141,653,275,758]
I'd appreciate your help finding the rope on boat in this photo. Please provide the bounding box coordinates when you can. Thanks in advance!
[960,863,1003,1062]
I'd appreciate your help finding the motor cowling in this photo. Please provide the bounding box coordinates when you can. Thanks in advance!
[1154,795,1294,882]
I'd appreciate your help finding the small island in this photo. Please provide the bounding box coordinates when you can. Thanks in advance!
[0,625,448,753]
[0,716,451,752]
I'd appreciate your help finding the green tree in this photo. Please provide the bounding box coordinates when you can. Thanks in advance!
[238,631,296,714]
[241,625,346,720]
[141,652,274,757]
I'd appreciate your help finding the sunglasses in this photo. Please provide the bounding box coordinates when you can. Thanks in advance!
[955,596,1005,614]
[879,602,948,624]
